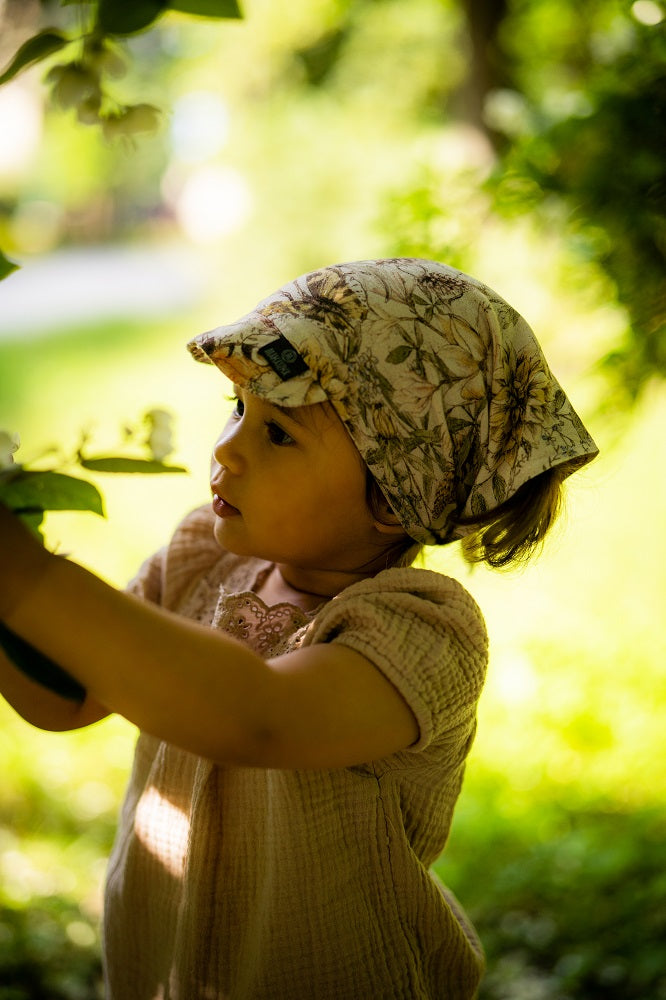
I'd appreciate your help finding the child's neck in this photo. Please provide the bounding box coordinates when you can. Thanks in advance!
[255,564,363,612]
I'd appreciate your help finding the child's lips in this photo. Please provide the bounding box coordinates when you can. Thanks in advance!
[211,485,241,518]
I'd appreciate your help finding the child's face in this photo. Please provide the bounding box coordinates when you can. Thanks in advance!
[210,387,394,583]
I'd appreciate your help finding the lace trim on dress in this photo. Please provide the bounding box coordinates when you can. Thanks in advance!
[212,592,318,658]
[178,553,324,659]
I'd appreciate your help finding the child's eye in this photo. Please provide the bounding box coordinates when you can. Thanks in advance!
[266,421,294,446]
[229,395,244,418]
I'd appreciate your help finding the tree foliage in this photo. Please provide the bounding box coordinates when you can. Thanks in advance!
[0,0,241,134]
[481,0,666,402]
[0,0,243,283]
[269,0,666,403]
[1,0,662,402]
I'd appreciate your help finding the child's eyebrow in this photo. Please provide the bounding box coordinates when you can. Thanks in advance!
[233,384,314,430]
[268,401,309,429]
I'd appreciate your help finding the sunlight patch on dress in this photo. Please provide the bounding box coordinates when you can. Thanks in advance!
[134,785,190,878]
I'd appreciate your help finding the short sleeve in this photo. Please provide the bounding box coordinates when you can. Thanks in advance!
[303,568,488,752]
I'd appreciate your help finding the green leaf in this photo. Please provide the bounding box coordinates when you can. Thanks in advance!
[79,456,187,474]
[167,0,243,18]
[97,0,168,35]
[0,471,105,516]
[0,622,86,702]
[386,345,413,364]
[0,248,19,281]
[18,510,45,542]
[0,30,69,86]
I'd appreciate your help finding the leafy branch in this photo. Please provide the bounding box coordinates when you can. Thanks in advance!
[0,409,188,701]
[0,408,187,542]
[0,0,243,276]
[0,0,242,137]
[0,4,230,697]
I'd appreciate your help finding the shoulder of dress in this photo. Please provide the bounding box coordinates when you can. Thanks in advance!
[310,565,487,649]
[342,564,481,611]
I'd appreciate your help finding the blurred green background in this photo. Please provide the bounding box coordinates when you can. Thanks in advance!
[0,1,664,997]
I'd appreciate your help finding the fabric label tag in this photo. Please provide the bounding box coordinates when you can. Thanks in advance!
[258,335,309,381]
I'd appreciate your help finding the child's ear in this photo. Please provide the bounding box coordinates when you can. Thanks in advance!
[373,501,407,536]
[374,519,408,536]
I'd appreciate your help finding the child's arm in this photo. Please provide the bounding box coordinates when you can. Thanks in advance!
[0,504,418,768]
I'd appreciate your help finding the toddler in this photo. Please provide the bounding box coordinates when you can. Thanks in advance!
[0,258,598,999]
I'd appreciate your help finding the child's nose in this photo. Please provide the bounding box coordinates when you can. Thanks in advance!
[213,420,244,473]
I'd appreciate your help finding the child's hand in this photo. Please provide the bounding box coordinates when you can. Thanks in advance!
[0,502,50,623]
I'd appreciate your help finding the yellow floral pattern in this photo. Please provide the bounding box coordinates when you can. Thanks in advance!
[189,259,598,544]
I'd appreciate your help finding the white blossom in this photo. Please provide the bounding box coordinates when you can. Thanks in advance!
[0,430,20,469]
[145,409,174,461]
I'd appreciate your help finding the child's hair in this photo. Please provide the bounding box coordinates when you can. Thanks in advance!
[457,462,570,568]
[369,461,572,571]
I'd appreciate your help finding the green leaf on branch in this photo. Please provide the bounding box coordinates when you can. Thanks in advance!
[18,510,45,541]
[79,456,187,474]
[0,471,105,517]
[101,103,162,139]
[0,30,69,86]
[0,249,19,281]
[97,0,168,35]
[167,0,243,17]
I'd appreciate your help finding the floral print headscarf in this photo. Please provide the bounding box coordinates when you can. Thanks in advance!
[188,258,598,545]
